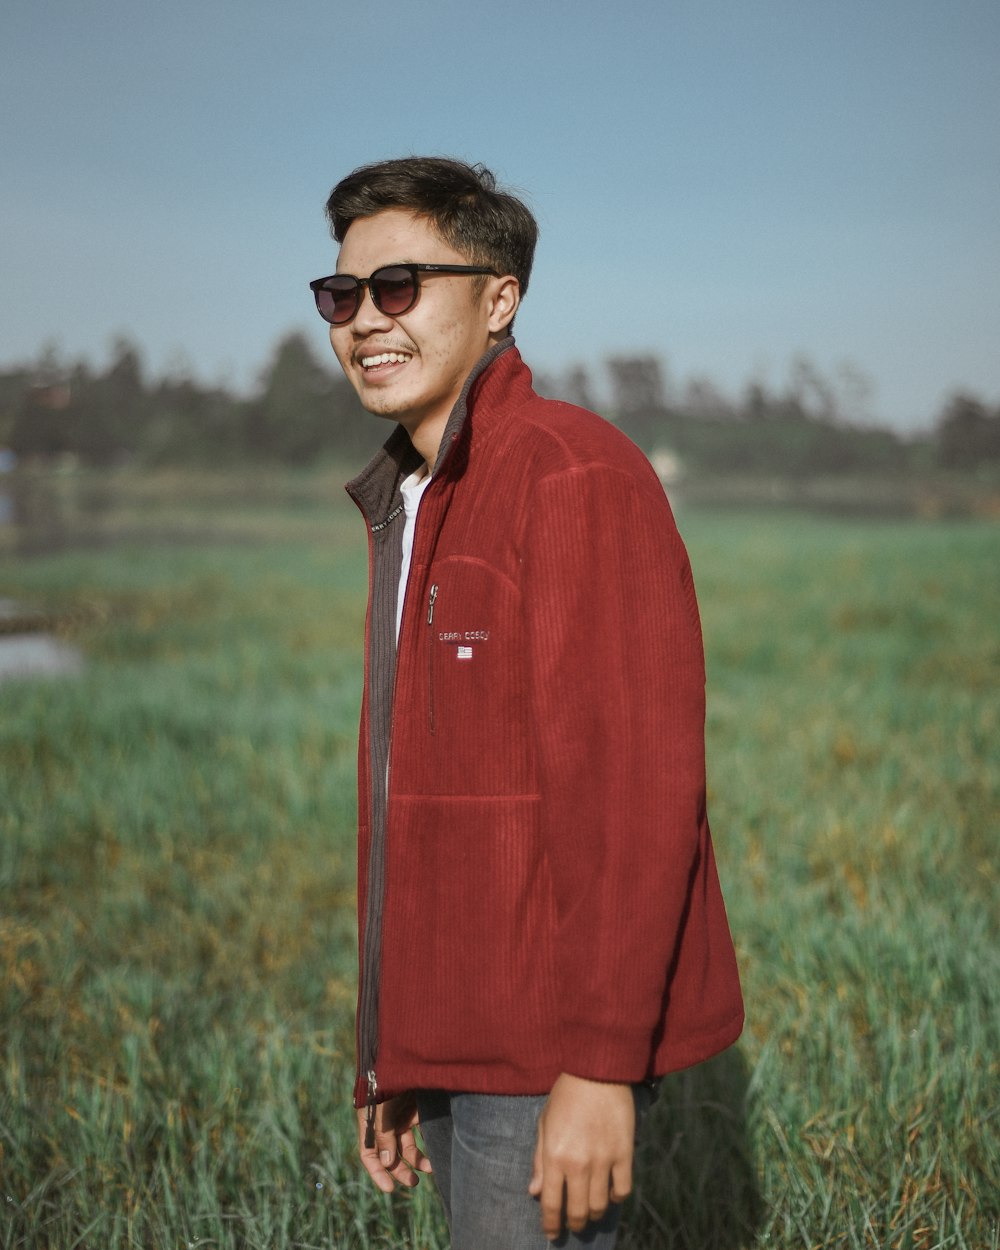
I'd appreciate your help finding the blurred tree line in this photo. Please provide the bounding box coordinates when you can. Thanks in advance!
[1,336,999,476]
[541,353,1000,478]
[0,334,383,469]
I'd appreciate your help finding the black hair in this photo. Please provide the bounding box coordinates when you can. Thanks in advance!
[325,156,538,298]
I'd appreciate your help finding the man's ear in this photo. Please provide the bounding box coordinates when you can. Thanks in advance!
[487,275,521,334]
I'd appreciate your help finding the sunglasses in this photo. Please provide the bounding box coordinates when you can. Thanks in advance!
[309,263,499,326]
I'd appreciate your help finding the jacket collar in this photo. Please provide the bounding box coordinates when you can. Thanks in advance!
[346,336,517,529]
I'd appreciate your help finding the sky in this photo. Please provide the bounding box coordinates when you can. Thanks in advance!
[2,0,998,431]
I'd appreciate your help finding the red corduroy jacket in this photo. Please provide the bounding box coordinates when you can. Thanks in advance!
[347,340,743,1109]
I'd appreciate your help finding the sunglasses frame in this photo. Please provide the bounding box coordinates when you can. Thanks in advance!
[309,263,500,326]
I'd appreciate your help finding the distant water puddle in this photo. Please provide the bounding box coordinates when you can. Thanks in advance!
[0,599,85,683]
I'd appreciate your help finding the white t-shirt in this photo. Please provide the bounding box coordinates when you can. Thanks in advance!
[396,467,431,643]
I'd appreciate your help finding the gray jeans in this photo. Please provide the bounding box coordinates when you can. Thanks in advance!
[415,1085,655,1250]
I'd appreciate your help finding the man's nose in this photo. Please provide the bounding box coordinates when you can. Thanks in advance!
[352,283,394,333]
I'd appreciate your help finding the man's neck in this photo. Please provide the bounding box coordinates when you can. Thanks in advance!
[398,334,510,473]
[400,411,449,476]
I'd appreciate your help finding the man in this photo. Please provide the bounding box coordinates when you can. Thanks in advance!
[310,157,743,1248]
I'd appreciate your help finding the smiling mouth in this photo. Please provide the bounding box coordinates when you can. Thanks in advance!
[360,351,412,372]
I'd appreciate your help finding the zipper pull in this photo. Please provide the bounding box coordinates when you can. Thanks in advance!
[427,583,438,625]
[364,1068,378,1149]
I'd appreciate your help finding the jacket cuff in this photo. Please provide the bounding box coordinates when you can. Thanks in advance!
[559,1022,655,1084]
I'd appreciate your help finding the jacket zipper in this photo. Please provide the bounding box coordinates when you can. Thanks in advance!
[363,1068,378,1148]
[357,516,404,1124]
[427,583,438,735]
[358,498,438,1116]
[349,341,513,1117]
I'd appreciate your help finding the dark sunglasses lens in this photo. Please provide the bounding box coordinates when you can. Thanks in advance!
[316,277,360,325]
[371,267,417,316]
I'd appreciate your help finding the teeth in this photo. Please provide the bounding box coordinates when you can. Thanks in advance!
[361,351,411,369]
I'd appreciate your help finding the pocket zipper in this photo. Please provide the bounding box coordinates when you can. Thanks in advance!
[427,583,438,735]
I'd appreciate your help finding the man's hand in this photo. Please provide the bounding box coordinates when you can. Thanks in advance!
[356,1092,434,1194]
[528,1073,635,1241]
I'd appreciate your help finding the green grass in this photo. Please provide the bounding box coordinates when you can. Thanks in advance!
[1,484,998,1249]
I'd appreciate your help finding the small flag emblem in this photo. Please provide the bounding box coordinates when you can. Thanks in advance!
[457,645,473,660]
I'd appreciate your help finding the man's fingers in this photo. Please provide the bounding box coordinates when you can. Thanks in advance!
[358,1150,396,1194]
[527,1120,544,1196]
[375,1124,399,1165]
[375,1130,419,1187]
[563,1170,592,1234]
[356,1129,396,1195]
[399,1126,433,1174]
[588,1167,614,1222]
[609,1156,633,1204]
[366,1143,419,1190]
[355,1105,420,1192]
[539,1171,566,1242]
[356,1109,392,1194]
[531,1075,638,1238]
[387,1158,420,1186]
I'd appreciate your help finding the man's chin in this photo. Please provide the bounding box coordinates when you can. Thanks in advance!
[359,394,407,422]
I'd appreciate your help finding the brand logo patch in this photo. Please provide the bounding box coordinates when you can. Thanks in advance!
[456,645,473,660]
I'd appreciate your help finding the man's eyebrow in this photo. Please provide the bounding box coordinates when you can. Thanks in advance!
[335,260,418,276]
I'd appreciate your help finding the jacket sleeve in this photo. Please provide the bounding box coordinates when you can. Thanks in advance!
[522,459,713,1081]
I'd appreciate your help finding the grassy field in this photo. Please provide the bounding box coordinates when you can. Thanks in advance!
[1,475,998,1249]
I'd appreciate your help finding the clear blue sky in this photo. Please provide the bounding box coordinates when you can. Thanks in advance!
[2,0,998,429]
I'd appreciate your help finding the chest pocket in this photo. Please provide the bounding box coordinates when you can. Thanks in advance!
[422,558,532,796]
